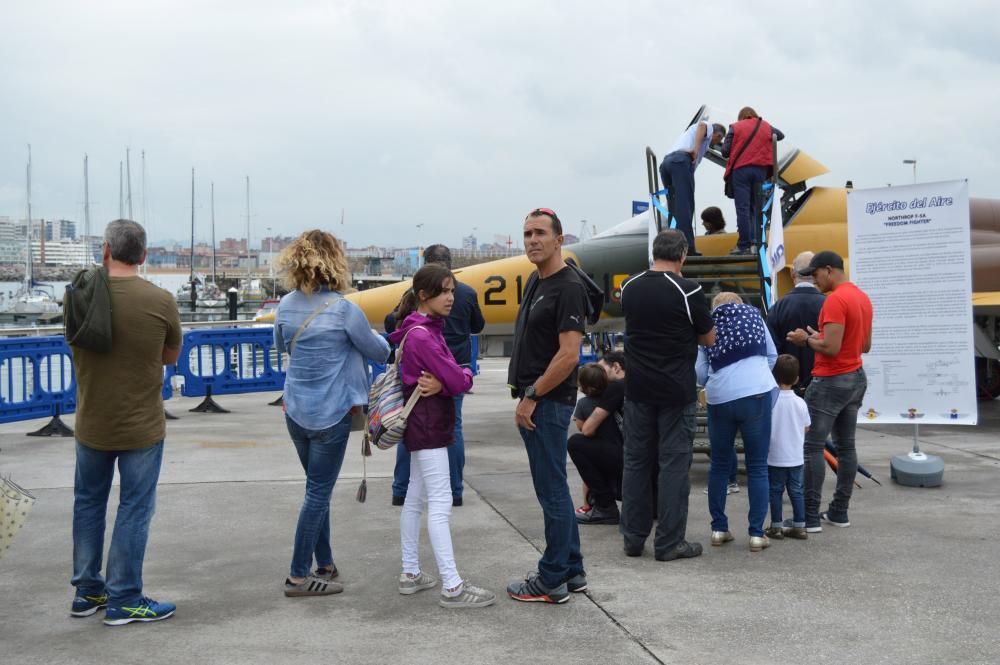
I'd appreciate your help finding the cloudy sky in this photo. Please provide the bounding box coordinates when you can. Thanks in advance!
[2,1,997,248]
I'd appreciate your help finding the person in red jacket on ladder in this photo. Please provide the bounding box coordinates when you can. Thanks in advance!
[722,107,785,255]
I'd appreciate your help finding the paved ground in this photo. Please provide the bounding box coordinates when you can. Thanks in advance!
[1,358,998,665]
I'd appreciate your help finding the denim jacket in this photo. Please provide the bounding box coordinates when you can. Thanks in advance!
[275,289,390,430]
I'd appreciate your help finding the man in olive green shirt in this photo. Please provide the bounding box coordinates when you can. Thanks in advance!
[70,219,182,626]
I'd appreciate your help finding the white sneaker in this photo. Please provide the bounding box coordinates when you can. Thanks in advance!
[398,571,438,595]
[439,581,496,609]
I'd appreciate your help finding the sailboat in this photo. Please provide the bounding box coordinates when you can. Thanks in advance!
[2,145,59,316]
[199,182,225,307]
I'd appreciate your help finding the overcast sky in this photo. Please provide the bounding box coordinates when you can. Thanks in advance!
[2,1,998,248]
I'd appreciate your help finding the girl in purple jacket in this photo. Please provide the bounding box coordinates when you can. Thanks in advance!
[387,264,495,609]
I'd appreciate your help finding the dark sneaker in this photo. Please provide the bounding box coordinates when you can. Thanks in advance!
[565,573,588,593]
[314,565,339,581]
[392,495,406,506]
[576,504,619,525]
[452,496,463,507]
[103,597,176,626]
[507,574,569,604]
[624,542,644,557]
[71,592,108,617]
[806,523,823,534]
[655,541,703,562]
[764,526,785,540]
[821,511,850,528]
[782,526,808,540]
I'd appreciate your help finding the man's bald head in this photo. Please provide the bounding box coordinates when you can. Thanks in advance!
[792,251,815,284]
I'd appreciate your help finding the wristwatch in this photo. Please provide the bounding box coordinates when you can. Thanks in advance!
[524,384,540,401]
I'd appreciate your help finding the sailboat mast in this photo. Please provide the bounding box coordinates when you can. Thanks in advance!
[141,150,147,226]
[211,182,217,284]
[84,154,91,264]
[126,148,133,220]
[25,145,33,289]
[119,162,124,218]
[245,175,251,287]
[190,168,195,283]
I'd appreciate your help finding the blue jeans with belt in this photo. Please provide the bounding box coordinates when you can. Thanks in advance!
[707,393,771,537]
[72,439,165,608]
[286,413,351,577]
[659,151,697,252]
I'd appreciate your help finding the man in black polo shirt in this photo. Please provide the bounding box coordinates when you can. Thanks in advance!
[766,251,825,396]
[620,230,715,560]
[506,208,589,604]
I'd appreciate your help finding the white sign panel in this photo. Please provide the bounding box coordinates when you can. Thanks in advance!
[847,180,977,425]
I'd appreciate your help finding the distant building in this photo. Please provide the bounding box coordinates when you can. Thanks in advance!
[31,240,90,266]
[45,219,77,241]
[462,234,477,251]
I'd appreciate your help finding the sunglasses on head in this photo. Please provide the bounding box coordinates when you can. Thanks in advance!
[530,207,560,222]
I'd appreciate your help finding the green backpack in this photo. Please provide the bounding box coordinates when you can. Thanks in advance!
[64,265,113,353]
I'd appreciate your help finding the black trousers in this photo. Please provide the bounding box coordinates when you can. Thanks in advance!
[567,433,623,508]
[621,401,696,556]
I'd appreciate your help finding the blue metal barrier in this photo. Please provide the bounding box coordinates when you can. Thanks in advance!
[0,336,76,436]
[177,327,285,412]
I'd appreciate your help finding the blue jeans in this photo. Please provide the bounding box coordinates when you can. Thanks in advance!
[707,394,771,537]
[733,164,768,250]
[286,413,351,578]
[518,399,584,588]
[392,394,465,499]
[768,465,805,527]
[803,368,867,523]
[659,151,697,252]
[72,439,164,607]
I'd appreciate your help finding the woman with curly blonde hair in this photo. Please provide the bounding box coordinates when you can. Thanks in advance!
[273,230,390,597]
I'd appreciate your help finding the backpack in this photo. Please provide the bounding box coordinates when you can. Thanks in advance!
[366,325,426,450]
[63,265,113,353]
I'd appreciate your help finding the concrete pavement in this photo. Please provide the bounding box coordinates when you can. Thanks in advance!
[1,358,998,664]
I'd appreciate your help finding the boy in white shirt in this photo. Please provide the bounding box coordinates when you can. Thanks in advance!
[765,355,811,540]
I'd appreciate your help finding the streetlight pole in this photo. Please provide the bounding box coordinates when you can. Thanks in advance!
[903,159,917,184]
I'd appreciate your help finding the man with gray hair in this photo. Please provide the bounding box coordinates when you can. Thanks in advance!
[766,251,826,395]
[69,219,182,626]
[659,120,727,255]
[619,230,715,560]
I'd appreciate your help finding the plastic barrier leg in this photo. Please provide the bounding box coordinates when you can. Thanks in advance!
[269,394,284,407]
[164,409,179,420]
[189,386,230,414]
[26,406,75,438]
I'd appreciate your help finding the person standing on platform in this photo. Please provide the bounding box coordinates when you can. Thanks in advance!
[787,250,873,532]
[767,251,826,396]
[389,244,485,507]
[506,208,589,604]
[69,219,182,626]
[660,120,727,255]
[620,229,715,561]
[721,107,784,255]
[700,206,727,235]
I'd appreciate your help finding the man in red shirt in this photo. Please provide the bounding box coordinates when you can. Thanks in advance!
[787,251,873,532]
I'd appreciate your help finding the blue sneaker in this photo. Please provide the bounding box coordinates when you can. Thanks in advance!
[507,573,569,604]
[71,592,108,617]
[104,597,176,626]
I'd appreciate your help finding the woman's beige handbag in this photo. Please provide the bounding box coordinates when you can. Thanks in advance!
[1,476,36,561]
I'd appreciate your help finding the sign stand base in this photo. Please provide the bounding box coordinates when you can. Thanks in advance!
[891,424,944,487]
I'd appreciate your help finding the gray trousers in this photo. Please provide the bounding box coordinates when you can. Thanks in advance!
[620,400,696,556]
[803,368,868,523]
